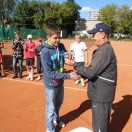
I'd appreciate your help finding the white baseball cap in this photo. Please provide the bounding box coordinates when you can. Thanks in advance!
[27,34,32,39]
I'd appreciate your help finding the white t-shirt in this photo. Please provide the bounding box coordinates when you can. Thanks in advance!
[70,41,87,62]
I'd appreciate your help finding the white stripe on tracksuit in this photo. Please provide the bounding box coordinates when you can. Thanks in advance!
[97,76,114,82]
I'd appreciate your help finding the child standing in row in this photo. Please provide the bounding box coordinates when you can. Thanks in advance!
[0,40,4,77]
[12,31,24,79]
[24,34,36,81]
[70,34,88,87]
[34,38,43,80]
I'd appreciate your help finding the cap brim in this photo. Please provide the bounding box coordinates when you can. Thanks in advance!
[87,29,97,34]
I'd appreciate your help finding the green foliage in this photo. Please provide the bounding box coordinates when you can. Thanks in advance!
[98,4,117,33]
[0,0,17,23]
[116,5,132,35]
[61,0,81,35]
[12,0,38,29]
[98,4,132,36]
[12,0,81,35]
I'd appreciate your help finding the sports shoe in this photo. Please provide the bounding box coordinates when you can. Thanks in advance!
[81,78,85,87]
[18,74,22,78]
[53,119,65,128]
[30,76,33,81]
[12,75,18,79]
[1,73,5,77]
[19,75,22,79]
[26,75,30,80]
[75,80,80,85]
[58,121,65,128]
[81,82,85,87]
[36,76,40,81]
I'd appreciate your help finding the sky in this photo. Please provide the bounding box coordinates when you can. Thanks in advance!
[53,0,132,19]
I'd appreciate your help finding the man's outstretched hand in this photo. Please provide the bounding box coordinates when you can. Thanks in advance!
[65,57,75,66]
[70,72,80,81]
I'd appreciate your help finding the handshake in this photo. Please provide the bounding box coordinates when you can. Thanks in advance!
[64,52,79,80]
[69,71,80,81]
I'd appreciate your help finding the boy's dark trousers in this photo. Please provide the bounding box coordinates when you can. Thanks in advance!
[13,56,23,77]
[37,57,42,73]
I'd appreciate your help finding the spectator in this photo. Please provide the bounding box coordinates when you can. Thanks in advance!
[70,34,88,87]
[12,31,24,78]
[34,37,43,80]
[24,34,36,81]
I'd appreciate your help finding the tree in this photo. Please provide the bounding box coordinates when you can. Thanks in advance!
[98,4,117,33]
[98,4,132,36]
[129,9,132,35]
[34,0,81,35]
[0,0,17,24]
[60,0,81,35]
[12,0,37,29]
[12,0,81,35]
[67,0,74,3]
[116,5,132,35]
[34,1,51,29]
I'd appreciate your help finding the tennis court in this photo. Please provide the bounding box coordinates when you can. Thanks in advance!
[0,39,132,132]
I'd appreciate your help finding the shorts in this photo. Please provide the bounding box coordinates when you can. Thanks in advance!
[0,54,3,63]
[26,58,34,66]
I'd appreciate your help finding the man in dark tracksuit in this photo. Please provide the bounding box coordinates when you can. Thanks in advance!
[65,23,117,132]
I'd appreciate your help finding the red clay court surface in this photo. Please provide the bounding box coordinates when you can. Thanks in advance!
[0,39,132,132]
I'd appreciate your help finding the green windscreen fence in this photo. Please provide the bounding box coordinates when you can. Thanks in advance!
[20,28,46,40]
[0,26,3,40]
[0,26,46,40]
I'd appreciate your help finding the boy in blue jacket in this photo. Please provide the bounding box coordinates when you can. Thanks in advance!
[41,25,79,132]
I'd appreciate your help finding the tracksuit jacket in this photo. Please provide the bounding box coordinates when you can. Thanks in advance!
[34,45,42,60]
[74,41,117,102]
[40,42,70,89]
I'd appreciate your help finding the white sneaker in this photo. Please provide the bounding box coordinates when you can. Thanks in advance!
[36,76,40,81]
[46,129,49,132]
[30,76,33,81]
[29,72,33,81]
[53,119,65,128]
[75,80,80,85]
[58,121,65,128]
[81,82,85,87]
[81,78,85,87]
[26,75,30,80]
[53,119,57,126]
[1,73,5,77]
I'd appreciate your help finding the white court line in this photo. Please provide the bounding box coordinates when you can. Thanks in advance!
[117,63,132,67]
[69,127,93,132]
[2,77,87,92]
[2,63,131,92]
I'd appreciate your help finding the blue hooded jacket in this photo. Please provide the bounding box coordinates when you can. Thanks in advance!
[40,42,70,89]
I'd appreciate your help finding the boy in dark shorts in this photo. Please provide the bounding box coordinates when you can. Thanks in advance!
[24,34,36,81]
